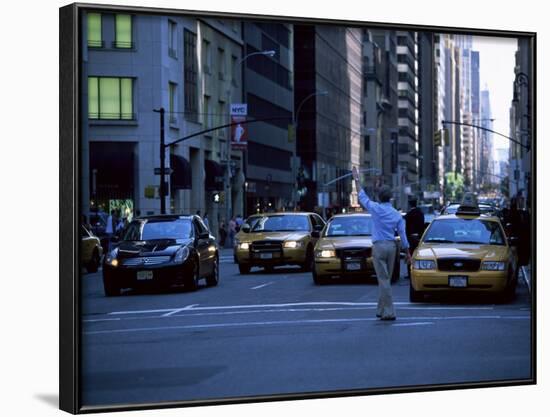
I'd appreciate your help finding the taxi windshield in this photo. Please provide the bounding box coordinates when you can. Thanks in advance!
[251,215,310,232]
[423,219,505,245]
[326,216,372,237]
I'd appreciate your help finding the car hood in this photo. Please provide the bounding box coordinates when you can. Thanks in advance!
[116,239,192,258]
[242,231,310,242]
[316,236,373,250]
[416,243,508,260]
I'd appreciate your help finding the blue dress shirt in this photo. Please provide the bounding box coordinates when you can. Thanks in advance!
[357,189,409,249]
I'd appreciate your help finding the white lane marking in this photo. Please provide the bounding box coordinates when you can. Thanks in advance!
[84,315,530,335]
[83,318,121,323]
[251,282,274,290]
[161,304,199,318]
[393,322,434,327]
[106,301,496,316]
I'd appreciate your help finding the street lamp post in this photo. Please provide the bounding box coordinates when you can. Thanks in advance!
[292,90,328,209]
[224,49,275,237]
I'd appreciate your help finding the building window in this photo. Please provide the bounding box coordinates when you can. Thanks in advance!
[184,30,198,122]
[114,14,133,48]
[246,93,292,130]
[231,55,238,87]
[87,13,102,48]
[245,44,291,91]
[203,95,211,129]
[88,77,134,120]
[168,21,177,58]
[218,48,226,80]
[202,39,212,74]
[169,83,177,124]
[364,135,370,152]
[217,102,226,137]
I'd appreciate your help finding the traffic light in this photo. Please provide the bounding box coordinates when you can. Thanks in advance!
[212,192,221,203]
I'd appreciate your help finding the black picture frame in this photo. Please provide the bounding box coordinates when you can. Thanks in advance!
[60,2,536,414]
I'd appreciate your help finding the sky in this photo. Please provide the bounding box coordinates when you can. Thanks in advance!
[472,35,518,158]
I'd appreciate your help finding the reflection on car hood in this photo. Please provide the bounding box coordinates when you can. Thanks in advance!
[243,231,310,242]
[117,238,193,257]
[416,244,508,260]
[316,236,373,250]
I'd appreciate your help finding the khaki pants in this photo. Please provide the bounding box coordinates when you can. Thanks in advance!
[372,240,397,318]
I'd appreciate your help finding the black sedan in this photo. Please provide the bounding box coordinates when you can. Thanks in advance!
[102,215,219,296]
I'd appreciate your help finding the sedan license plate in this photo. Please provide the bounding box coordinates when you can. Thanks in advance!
[345,262,361,271]
[449,275,468,288]
[137,270,154,281]
[260,253,273,259]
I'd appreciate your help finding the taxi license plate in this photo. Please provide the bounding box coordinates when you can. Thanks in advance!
[449,276,468,288]
[137,270,154,281]
[260,253,273,259]
[345,262,361,271]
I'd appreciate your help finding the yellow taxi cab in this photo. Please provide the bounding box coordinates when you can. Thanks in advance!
[410,198,519,302]
[81,225,103,273]
[234,212,325,274]
[233,214,263,263]
[313,213,400,284]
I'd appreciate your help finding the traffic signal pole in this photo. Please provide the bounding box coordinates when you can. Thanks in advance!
[154,108,167,214]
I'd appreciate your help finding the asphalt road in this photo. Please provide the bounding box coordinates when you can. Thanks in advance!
[80,252,532,408]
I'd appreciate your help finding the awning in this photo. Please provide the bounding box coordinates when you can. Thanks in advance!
[205,159,224,191]
[170,154,192,190]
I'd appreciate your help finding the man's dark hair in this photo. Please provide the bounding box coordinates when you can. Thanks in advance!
[378,186,392,203]
[409,199,418,208]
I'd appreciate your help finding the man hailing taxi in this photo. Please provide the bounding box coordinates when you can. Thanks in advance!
[352,166,411,321]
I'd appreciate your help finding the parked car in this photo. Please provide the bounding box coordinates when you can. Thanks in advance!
[102,215,219,296]
[313,213,400,284]
[81,225,103,273]
[234,212,325,274]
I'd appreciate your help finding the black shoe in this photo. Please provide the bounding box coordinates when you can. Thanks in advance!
[376,313,382,318]
[380,316,396,321]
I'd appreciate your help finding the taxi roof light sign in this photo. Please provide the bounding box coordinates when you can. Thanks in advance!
[456,192,480,216]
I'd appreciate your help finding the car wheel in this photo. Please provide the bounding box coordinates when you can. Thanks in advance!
[206,256,219,287]
[238,263,251,275]
[187,260,200,291]
[301,246,314,272]
[103,275,121,297]
[312,269,327,285]
[86,249,100,273]
[409,280,424,302]
[497,271,518,303]
[391,256,400,284]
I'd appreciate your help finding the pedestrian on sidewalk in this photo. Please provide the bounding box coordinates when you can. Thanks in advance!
[218,218,227,247]
[404,198,424,279]
[203,213,210,231]
[228,217,237,248]
[352,166,411,321]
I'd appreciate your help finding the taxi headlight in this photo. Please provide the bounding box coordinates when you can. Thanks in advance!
[174,246,190,263]
[238,242,250,250]
[414,260,436,270]
[481,261,506,271]
[315,249,336,258]
[105,247,119,266]
[283,241,303,249]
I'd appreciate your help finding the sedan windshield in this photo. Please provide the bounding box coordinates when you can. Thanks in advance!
[326,216,372,237]
[123,219,193,241]
[423,219,505,245]
[251,215,310,232]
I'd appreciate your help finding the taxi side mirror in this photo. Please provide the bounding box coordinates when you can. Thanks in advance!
[508,236,519,246]
[241,224,251,233]
[311,230,321,238]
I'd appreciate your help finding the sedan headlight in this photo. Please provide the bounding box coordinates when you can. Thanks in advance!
[105,247,119,266]
[315,249,336,258]
[238,242,250,250]
[174,246,190,263]
[414,260,436,270]
[481,261,506,271]
[283,240,303,249]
